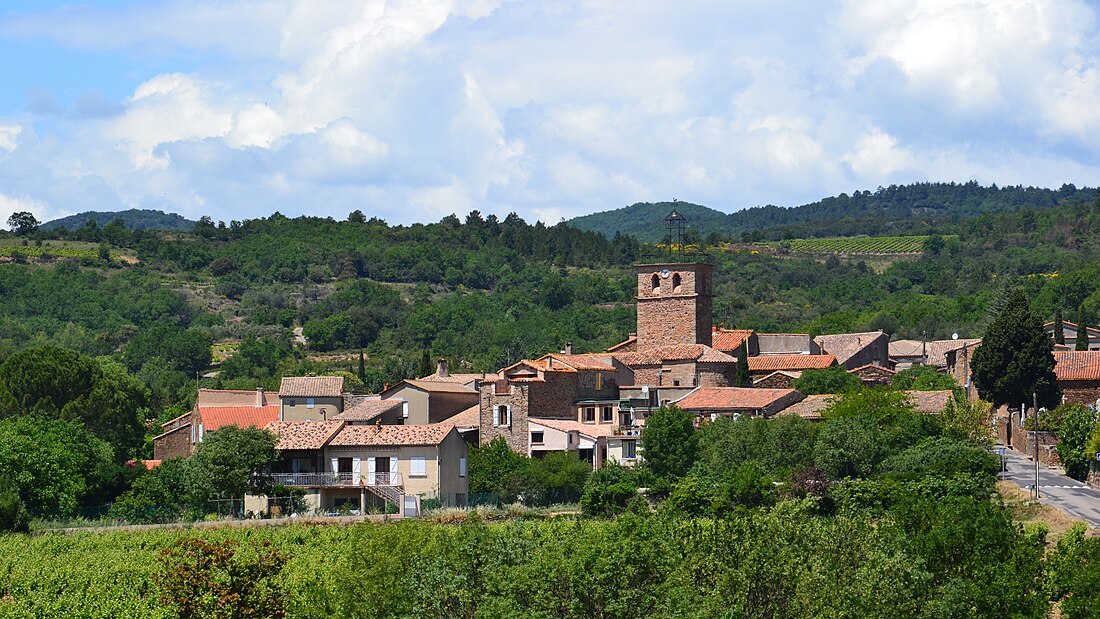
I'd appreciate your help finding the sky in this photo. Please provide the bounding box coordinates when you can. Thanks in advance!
[2,0,1100,227]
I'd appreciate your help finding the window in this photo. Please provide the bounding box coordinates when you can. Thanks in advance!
[584,407,596,422]
[672,273,682,293]
[338,457,353,473]
[651,274,660,291]
[531,431,545,444]
[459,457,467,477]
[673,380,681,387]
[602,406,613,422]
[307,397,316,409]
[623,440,637,459]
[410,456,426,477]
[493,405,511,427]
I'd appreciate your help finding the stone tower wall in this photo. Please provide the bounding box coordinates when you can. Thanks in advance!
[635,263,714,348]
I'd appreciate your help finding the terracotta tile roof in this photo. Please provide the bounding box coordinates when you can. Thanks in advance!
[747,354,836,372]
[279,376,345,398]
[418,372,500,385]
[535,353,617,372]
[448,404,480,430]
[335,399,404,422]
[888,339,981,367]
[712,328,754,352]
[199,405,280,431]
[1046,320,1100,336]
[814,331,887,365]
[127,459,163,469]
[776,394,836,419]
[529,418,619,438]
[607,336,637,352]
[500,359,567,374]
[614,344,735,366]
[1054,351,1100,381]
[675,387,802,411]
[905,390,954,414]
[265,420,345,450]
[196,388,275,407]
[398,379,478,394]
[329,423,454,447]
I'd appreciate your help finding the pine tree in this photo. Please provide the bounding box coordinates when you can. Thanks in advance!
[1053,309,1065,345]
[735,346,751,387]
[1076,305,1091,351]
[971,289,1060,408]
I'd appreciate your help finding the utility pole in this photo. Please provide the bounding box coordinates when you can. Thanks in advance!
[1034,392,1040,500]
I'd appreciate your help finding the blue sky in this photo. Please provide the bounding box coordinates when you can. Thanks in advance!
[2,1,1100,226]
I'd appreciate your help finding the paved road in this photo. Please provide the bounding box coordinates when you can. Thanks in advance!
[998,446,1100,526]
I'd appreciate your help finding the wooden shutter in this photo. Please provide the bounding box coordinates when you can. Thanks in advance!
[352,457,361,484]
[389,456,398,484]
[367,458,376,485]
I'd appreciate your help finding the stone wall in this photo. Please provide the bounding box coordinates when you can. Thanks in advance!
[697,362,735,387]
[478,382,530,452]
[996,411,1060,467]
[1061,380,1100,406]
[635,263,713,348]
[153,424,193,460]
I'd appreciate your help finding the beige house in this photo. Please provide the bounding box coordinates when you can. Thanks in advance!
[280,376,345,421]
[528,418,638,469]
[381,379,479,424]
[252,420,469,515]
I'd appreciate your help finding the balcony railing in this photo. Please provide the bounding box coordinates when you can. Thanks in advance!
[271,472,403,487]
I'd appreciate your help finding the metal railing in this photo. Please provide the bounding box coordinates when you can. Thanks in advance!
[271,472,403,487]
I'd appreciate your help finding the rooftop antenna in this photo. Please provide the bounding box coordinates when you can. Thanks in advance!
[665,207,686,260]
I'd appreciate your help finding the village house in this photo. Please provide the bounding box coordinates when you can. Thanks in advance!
[252,420,468,515]
[152,387,278,460]
[280,376,346,421]
[747,354,837,379]
[755,333,821,356]
[1045,321,1100,352]
[814,331,890,370]
[776,390,953,421]
[1053,351,1100,405]
[890,338,982,371]
[418,358,499,390]
[380,379,479,424]
[751,370,802,389]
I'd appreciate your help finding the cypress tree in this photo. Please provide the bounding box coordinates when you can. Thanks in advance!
[971,289,1060,408]
[735,346,751,387]
[358,349,366,384]
[1053,309,1065,345]
[1077,305,1091,351]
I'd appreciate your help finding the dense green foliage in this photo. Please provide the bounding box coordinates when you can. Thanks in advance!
[468,438,592,505]
[892,364,957,391]
[792,365,861,394]
[639,406,699,480]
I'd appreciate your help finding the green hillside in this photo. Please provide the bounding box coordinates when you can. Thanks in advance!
[569,182,1097,241]
[40,208,196,232]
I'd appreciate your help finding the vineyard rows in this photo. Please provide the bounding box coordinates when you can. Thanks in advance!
[760,235,955,255]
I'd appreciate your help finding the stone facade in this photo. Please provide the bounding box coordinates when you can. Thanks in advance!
[479,381,532,453]
[636,263,713,348]
[153,424,193,460]
[995,410,1061,468]
[1060,380,1100,406]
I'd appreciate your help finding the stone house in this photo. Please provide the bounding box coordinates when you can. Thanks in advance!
[752,371,801,389]
[381,379,479,424]
[813,331,890,370]
[1053,351,1100,405]
[613,344,738,388]
[889,338,981,371]
[254,420,468,514]
[479,353,620,452]
[152,387,278,460]
[755,333,821,356]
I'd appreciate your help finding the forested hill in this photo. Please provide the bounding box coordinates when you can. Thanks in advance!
[570,182,1098,241]
[567,201,729,242]
[40,209,196,232]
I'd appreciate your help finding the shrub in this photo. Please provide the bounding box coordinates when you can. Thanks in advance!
[0,478,29,533]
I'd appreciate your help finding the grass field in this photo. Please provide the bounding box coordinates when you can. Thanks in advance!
[759,235,956,255]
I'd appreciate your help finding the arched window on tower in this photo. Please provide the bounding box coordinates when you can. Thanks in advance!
[651,274,660,292]
[672,273,682,293]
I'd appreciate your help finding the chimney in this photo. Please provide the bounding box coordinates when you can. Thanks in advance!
[256,387,264,407]
[437,358,449,377]
[565,342,574,355]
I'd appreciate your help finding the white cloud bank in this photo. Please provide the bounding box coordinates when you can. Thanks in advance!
[2,0,1100,226]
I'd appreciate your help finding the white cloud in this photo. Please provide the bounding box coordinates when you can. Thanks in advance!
[3,0,1100,227]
